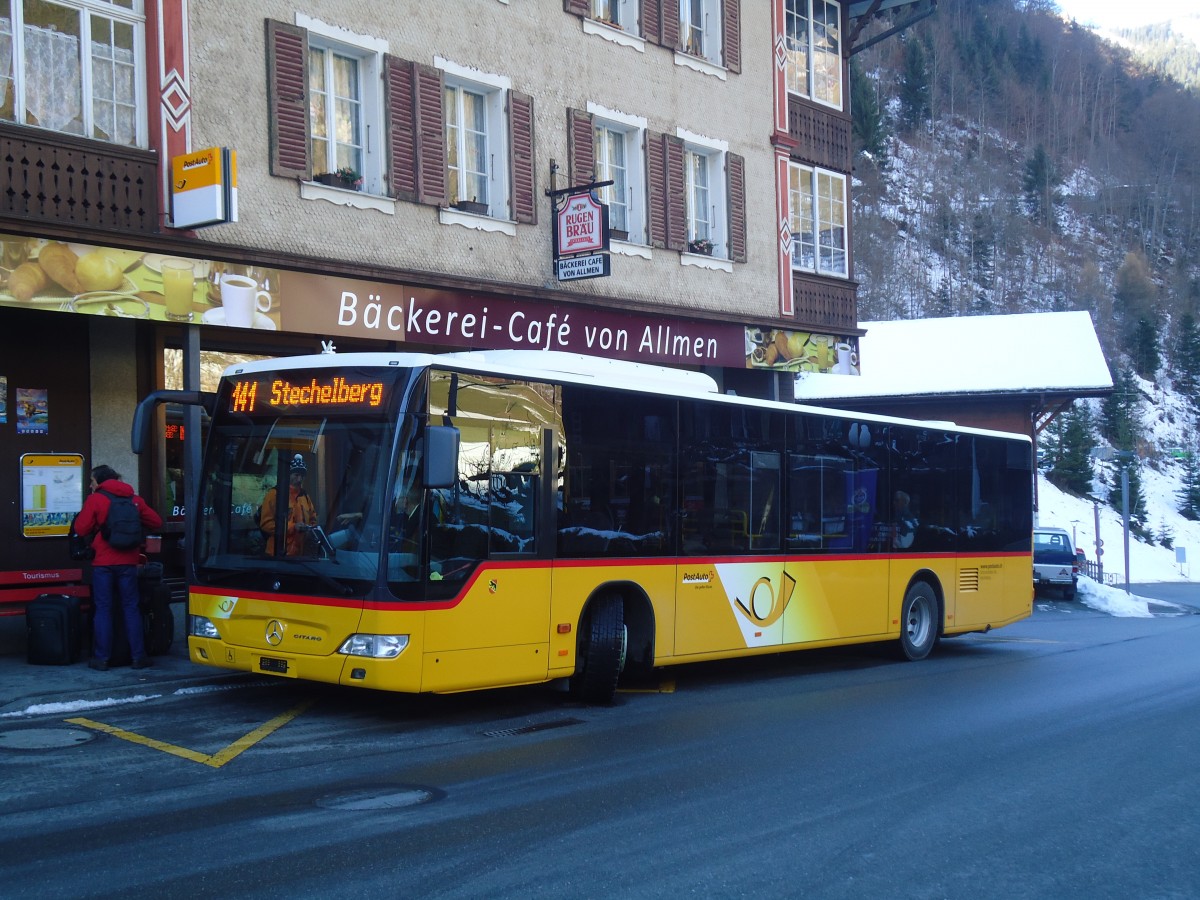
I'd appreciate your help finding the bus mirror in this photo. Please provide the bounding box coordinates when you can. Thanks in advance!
[131,389,217,454]
[424,426,460,489]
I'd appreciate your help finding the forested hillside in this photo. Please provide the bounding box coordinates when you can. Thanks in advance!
[849,0,1200,533]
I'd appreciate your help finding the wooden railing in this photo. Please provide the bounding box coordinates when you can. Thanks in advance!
[0,122,160,236]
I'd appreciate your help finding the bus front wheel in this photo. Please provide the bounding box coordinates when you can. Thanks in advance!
[898,582,938,661]
[570,593,627,704]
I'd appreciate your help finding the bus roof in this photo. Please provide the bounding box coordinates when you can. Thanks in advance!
[221,350,1030,444]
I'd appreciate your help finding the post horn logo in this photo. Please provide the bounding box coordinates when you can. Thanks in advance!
[734,571,797,628]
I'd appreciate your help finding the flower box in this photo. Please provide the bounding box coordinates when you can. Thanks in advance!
[610,228,629,242]
[314,172,360,191]
[687,239,714,256]
[453,199,490,216]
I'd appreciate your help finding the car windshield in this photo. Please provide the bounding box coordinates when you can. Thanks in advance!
[1033,531,1074,563]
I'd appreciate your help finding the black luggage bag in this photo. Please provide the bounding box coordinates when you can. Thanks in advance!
[26,594,85,665]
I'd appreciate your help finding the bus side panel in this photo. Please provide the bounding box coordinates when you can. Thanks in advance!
[951,555,1033,631]
[547,562,676,677]
[422,565,551,691]
[674,561,787,656]
[189,590,363,684]
[781,558,891,644]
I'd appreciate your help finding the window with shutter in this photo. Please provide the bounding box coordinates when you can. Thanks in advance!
[641,0,663,45]
[413,63,448,207]
[266,19,310,179]
[384,56,418,202]
[664,134,687,252]
[509,91,537,225]
[645,130,668,248]
[567,108,595,187]
[727,152,746,262]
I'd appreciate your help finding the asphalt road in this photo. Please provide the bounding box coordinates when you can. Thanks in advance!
[2,599,1200,898]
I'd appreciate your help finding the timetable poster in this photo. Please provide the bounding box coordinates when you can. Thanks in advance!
[21,453,85,537]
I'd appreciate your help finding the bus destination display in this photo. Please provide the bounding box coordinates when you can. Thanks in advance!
[229,374,386,414]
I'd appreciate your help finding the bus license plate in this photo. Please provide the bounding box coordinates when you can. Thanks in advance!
[259,656,289,674]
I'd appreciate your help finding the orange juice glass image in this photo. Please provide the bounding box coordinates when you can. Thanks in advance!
[161,258,195,321]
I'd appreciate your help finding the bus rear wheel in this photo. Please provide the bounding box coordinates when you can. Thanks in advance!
[570,593,627,704]
[899,582,938,661]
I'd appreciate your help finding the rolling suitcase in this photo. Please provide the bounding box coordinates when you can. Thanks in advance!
[142,582,175,656]
[26,594,84,665]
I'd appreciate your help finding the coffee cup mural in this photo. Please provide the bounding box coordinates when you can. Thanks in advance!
[219,274,272,327]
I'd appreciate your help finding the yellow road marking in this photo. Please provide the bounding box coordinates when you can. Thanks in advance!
[66,697,315,768]
[619,679,676,694]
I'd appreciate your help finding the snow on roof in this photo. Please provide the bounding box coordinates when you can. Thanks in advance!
[794,311,1113,402]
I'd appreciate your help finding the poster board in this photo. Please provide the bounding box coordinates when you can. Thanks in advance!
[20,453,85,538]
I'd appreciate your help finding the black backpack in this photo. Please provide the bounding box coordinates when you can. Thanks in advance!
[99,490,144,550]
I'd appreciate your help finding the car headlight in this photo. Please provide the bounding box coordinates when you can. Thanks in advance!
[189,615,221,639]
[338,634,409,659]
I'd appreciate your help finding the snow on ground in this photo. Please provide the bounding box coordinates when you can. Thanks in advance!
[1035,470,1195,584]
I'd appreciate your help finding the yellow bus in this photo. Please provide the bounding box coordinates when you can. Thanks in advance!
[139,350,1033,703]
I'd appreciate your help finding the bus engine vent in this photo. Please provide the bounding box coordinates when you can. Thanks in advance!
[959,569,980,592]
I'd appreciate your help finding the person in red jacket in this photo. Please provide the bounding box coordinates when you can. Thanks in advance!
[74,464,163,671]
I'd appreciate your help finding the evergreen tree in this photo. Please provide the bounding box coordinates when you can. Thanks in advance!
[1022,144,1062,230]
[1172,313,1200,403]
[1131,316,1161,380]
[1179,452,1200,521]
[1100,365,1140,451]
[898,38,931,132]
[1047,404,1095,495]
[850,61,888,165]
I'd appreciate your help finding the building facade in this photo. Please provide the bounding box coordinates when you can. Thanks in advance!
[0,0,909,592]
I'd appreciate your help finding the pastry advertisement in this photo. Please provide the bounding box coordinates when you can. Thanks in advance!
[745,328,859,375]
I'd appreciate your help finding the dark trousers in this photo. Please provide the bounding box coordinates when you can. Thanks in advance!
[91,565,146,662]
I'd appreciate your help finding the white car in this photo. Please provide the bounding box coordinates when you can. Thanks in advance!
[1034,527,1078,599]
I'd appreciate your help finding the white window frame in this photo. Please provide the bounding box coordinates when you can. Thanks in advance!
[589,102,647,246]
[592,0,640,34]
[297,15,386,197]
[436,57,510,222]
[678,128,728,261]
[789,161,847,278]
[784,0,842,111]
[679,0,723,64]
[1,0,148,147]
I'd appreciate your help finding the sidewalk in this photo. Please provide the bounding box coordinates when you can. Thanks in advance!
[0,605,242,719]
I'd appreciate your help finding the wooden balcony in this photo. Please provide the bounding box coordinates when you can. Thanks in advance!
[792,272,858,333]
[0,123,160,236]
[787,97,852,172]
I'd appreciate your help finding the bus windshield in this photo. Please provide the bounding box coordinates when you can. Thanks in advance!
[195,365,412,596]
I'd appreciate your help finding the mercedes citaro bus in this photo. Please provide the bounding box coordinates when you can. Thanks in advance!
[134,350,1033,702]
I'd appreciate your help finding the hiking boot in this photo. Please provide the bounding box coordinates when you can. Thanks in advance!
[88,658,109,671]
[131,657,153,670]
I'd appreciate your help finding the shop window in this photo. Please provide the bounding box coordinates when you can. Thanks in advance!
[0,0,147,146]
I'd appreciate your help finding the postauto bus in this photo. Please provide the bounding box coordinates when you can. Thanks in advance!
[135,350,1033,703]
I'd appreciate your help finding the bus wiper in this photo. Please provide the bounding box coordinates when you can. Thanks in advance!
[276,558,355,597]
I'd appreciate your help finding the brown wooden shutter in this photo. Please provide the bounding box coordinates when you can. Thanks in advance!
[645,130,667,248]
[563,0,589,15]
[567,108,595,187]
[509,90,537,224]
[642,0,663,46]
[383,55,417,202]
[265,19,309,179]
[664,134,687,252]
[723,0,741,74]
[660,2,681,51]
[413,63,447,207]
[727,152,747,262]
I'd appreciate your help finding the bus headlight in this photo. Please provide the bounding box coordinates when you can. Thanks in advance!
[338,634,410,659]
[189,615,221,639]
